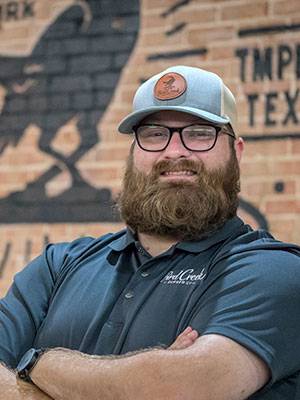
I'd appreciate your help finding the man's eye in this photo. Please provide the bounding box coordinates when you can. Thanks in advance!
[152,131,166,137]
[145,130,168,138]
[186,131,214,139]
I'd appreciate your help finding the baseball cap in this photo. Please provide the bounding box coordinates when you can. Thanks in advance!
[118,65,238,136]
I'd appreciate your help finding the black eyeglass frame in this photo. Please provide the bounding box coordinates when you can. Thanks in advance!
[132,123,236,152]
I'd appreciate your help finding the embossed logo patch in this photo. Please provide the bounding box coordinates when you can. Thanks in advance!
[154,72,187,100]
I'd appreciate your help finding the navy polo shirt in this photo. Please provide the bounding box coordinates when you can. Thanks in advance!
[0,216,300,399]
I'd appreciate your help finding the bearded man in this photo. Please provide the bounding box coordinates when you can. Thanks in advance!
[1,66,300,400]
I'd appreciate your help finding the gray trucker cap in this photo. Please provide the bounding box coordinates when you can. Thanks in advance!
[118,65,238,136]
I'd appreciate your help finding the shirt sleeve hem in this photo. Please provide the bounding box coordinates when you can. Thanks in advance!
[201,325,279,384]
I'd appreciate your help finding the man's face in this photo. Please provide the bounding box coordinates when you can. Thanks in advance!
[133,110,243,176]
[118,111,244,241]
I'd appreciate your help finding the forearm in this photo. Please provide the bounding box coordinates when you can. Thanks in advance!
[31,347,190,400]
[30,327,200,400]
[0,362,53,400]
[30,335,267,400]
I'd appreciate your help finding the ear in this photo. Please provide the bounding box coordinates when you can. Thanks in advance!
[234,137,244,163]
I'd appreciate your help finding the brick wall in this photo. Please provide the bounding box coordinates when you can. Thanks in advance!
[0,0,299,296]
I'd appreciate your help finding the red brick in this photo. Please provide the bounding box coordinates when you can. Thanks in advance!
[188,26,235,46]
[221,1,269,20]
[175,8,217,25]
[237,208,264,231]
[273,0,300,15]
[269,160,300,175]
[291,139,300,154]
[244,180,296,196]
[144,0,178,10]
[210,46,236,60]
[265,199,299,214]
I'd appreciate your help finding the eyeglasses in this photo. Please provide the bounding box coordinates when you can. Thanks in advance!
[133,123,235,152]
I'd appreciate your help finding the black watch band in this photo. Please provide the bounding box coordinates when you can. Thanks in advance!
[17,348,45,384]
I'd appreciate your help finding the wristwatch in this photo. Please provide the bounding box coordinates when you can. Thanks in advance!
[17,348,45,384]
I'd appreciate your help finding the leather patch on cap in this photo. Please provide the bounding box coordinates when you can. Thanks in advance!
[154,72,187,101]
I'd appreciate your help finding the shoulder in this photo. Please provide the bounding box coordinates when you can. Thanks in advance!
[217,224,300,267]
[43,229,127,272]
[208,226,300,292]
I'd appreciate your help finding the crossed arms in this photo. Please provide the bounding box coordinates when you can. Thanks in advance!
[1,327,269,400]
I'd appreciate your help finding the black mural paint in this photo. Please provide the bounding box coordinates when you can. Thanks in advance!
[147,48,207,61]
[297,45,300,78]
[247,94,259,127]
[0,0,35,22]
[24,239,31,264]
[243,133,300,141]
[0,242,12,278]
[160,1,191,38]
[235,48,248,82]
[236,44,300,82]
[239,23,300,37]
[238,198,269,230]
[44,234,50,246]
[6,2,18,21]
[278,45,293,80]
[246,92,300,128]
[265,92,278,126]
[274,182,285,193]
[0,0,139,223]
[23,0,35,18]
[161,0,191,18]
[283,90,300,125]
[253,47,273,81]
[236,43,300,128]
[166,22,186,36]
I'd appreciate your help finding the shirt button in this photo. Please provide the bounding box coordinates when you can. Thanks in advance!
[141,271,149,277]
[125,291,134,299]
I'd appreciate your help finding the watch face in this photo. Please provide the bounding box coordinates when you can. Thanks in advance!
[17,348,40,381]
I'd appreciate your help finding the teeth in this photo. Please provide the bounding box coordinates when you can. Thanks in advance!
[163,170,195,176]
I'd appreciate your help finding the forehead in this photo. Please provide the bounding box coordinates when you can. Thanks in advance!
[140,110,211,126]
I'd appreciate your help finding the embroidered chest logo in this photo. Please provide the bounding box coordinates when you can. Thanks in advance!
[154,72,187,100]
[160,268,206,286]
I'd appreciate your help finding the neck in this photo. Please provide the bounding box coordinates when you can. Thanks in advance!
[137,232,179,257]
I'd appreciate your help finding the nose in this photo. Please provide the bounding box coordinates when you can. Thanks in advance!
[161,131,191,159]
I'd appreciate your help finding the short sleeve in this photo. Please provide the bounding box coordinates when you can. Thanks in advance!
[189,248,300,384]
[0,238,93,368]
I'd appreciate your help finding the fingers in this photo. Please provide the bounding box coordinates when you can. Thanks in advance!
[168,326,199,350]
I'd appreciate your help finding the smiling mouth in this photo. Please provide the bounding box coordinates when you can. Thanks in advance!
[160,170,197,176]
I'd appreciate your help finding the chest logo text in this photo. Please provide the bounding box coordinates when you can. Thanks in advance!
[160,268,206,286]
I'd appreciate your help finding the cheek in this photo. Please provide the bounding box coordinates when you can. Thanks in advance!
[133,147,158,174]
[193,151,219,167]
[194,145,231,170]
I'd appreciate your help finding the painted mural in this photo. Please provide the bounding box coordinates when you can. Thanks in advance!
[0,0,139,222]
[0,0,274,228]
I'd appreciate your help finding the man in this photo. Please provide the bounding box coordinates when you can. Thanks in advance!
[0,65,300,399]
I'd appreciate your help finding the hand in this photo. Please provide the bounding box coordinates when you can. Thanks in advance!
[168,326,199,350]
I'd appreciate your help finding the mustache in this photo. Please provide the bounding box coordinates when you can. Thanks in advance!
[150,159,205,179]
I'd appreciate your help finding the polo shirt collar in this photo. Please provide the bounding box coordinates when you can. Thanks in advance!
[108,216,244,254]
[175,216,244,253]
[107,228,137,252]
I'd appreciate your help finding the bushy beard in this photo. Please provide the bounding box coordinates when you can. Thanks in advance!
[117,151,240,241]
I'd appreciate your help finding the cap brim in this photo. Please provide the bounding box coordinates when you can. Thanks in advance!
[118,106,230,133]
